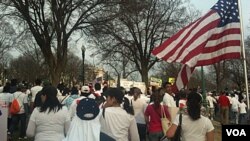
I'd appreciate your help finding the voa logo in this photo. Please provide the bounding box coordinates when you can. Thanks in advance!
[226,129,246,136]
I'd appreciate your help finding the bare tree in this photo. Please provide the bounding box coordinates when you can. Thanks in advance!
[245,36,250,72]
[225,59,244,90]
[89,0,196,87]
[211,62,229,92]
[0,53,12,84]
[8,54,49,82]
[62,52,82,85]
[0,0,114,85]
[101,57,138,87]
[0,19,15,60]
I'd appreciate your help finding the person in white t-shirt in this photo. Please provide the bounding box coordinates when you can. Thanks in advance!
[130,87,147,141]
[101,88,140,141]
[231,93,240,124]
[26,86,70,141]
[238,99,247,124]
[162,82,176,107]
[8,84,29,139]
[0,83,13,107]
[206,92,217,120]
[0,83,13,130]
[166,92,214,141]
[30,79,43,111]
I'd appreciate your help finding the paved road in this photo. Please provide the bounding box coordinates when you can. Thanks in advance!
[212,120,222,141]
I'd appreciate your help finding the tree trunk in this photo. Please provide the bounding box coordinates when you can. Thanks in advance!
[42,42,66,87]
[51,69,61,87]
[117,73,121,87]
[140,66,149,92]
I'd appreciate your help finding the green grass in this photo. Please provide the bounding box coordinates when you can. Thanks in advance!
[9,131,33,141]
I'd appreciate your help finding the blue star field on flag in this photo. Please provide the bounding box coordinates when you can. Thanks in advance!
[211,0,240,27]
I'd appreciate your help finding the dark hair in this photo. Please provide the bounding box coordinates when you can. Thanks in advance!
[35,79,42,85]
[34,91,42,108]
[102,86,108,93]
[3,82,11,93]
[10,79,18,86]
[71,86,79,95]
[131,87,141,101]
[123,97,134,115]
[43,80,52,87]
[128,87,135,96]
[40,86,62,113]
[94,83,101,91]
[151,89,163,109]
[162,82,171,88]
[119,86,126,95]
[57,82,65,93]
[62,87,70,96]
[179,91,187,99]
[105,88,134,115]
[187,92,202,120]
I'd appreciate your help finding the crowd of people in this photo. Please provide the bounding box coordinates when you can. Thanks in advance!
[205,89,248,125]
[0,78,248,141]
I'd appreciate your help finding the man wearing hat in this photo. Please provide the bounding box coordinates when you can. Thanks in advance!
[65,86,102,141]
[69,85,95,119]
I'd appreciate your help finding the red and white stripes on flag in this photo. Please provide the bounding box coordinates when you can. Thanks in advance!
[152,0,241,91]
[172,65,195,92]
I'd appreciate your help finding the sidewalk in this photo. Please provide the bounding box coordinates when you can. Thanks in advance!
[212,120,222,141]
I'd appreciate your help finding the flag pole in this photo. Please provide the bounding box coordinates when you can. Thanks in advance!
[238,0,249,109]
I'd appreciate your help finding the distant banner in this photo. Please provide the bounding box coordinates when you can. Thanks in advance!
[120,79,146,93]
[168,77,175,85]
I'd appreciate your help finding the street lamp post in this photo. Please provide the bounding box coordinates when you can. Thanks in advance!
[81,45,86,85]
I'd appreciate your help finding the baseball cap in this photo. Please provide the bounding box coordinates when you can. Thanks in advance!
[76,98,100,120]
[81,86,90,93]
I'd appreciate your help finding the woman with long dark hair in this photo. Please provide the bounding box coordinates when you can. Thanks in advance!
[100,87,140,141]
[144,88,171,141]
[166,92,214,141]
[26,86,70,141]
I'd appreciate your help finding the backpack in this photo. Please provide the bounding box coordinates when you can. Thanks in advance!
[10,94,22,114]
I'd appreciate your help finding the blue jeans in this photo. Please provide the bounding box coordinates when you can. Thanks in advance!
[9,113,27,138]
[239,113,247,124]
[137,123,147,141]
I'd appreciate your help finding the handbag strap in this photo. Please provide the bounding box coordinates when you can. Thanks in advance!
[179,113,182,126]
[61,95,69,104]
[161,105,166,118]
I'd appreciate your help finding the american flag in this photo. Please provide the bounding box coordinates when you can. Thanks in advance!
[172,65,195,91]
[152,0,241,91]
